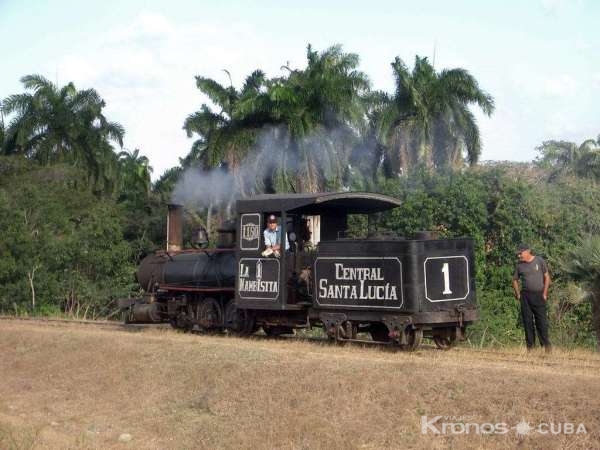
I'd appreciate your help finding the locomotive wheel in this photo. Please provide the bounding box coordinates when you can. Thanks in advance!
[224,302,257,335]
[224,301,243,333]
[243,314,259,335]
[369,323,390,342]
[171,312,194,331]
[402,328,423,351]
[433,335,454,350]
[197,298,222,330]
[341,321,358,340]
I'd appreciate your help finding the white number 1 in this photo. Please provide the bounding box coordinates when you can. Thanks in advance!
[441,263,452,295]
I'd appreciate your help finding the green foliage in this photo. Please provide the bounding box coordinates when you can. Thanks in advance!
[549,287,596,349]
[562,236,600,283]
[536,137,600,181]
[117,148,153,209]
[560,235,600,348]
[0,160,135,317]
[467,290,522,346]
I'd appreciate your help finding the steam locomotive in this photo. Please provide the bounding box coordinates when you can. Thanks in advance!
[118,192,478,350]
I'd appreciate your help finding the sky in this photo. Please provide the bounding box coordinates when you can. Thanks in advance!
[1,0,598,179]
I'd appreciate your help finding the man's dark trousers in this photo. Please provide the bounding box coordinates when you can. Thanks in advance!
[520,291,551,348]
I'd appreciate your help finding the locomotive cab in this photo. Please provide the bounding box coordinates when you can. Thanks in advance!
[236,193,402,310]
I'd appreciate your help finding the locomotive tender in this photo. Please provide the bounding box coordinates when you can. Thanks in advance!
[119,192,478,350]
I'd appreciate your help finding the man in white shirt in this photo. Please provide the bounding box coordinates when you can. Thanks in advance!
[262,215,289,257]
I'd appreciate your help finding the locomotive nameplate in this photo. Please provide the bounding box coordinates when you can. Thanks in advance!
[238,258,280,300]
[424,255,470,302]
[314,257,403,309]
[240,213,261,251]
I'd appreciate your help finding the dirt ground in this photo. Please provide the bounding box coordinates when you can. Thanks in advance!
[1,321,599,449]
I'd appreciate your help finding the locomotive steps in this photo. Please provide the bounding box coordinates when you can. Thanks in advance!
[1,320,599,449]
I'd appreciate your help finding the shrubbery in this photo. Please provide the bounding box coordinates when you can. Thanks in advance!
[0,158,137,318]
[0,156,597,348]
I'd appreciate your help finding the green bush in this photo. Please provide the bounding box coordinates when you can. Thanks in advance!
[0,160,135,317]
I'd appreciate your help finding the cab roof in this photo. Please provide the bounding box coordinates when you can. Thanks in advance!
[236,192,401,215]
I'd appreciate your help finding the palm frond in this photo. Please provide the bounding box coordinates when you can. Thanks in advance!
[71,88,103,112]
[563,236,600,284]
[195,76,235,112]
[438,69,495,115]
[20,74,54,92]
[103,121,125,147]
[183,106,226,137]
[2,94,34,115]
[458,107,481,165]
[241,70,266,94]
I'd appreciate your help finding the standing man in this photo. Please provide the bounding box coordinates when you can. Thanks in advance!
[262,215,289,258]
[512,244,552,352]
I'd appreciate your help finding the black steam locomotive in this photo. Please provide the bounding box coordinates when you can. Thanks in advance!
[119,192,478,350]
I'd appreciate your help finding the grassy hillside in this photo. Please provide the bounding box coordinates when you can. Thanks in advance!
[1,321,598,449]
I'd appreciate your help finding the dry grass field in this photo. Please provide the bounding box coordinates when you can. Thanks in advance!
[1,320,599,450]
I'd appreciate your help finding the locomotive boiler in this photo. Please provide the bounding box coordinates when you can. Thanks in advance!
[119,192,479,350]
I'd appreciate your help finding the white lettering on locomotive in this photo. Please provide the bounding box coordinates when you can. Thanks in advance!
[319,262,397,301]
[238,258,279,299]
[334,263,384,281]
[319,279,397,300]
[242,222,260,241]
[239,279,279,293]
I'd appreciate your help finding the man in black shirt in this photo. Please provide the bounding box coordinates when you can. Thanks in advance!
[512,243,552,352]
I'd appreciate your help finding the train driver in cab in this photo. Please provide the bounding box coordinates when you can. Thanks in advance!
[262,214,289,258]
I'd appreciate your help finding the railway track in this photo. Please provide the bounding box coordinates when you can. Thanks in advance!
[3,316,599,371]
[0,315,164,332]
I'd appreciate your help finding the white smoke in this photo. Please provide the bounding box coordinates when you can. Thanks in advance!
[171,126,287,210]
[171,124,365,213]
[171,165,235,209]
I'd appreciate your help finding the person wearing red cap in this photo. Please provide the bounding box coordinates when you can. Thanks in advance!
[512,243,552,352]
[262,215,289,257]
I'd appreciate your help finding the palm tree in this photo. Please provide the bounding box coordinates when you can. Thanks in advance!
[117,149,153,205]
[183,45,370,195]
[183,69,269,172]
[562,236,600,349]
[536,140,579,171]
[575,140,600,180]
[359,90,398,181]
[375,56,494,174]
[1,74,124,191]
[181,69,272,229]
[266,44,370,192]
[183,68,279,221]
[536,137,600,181]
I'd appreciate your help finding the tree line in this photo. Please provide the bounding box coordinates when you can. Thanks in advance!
[1,44,600,348]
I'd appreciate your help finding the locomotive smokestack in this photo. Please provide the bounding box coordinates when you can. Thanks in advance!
[167,204,184,252]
